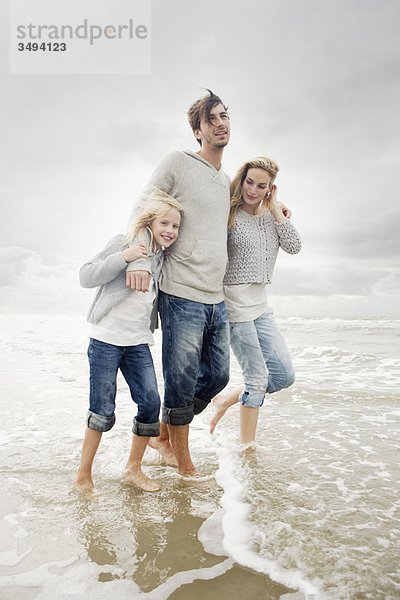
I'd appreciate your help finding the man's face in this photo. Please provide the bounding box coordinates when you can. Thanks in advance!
[195,103,230,149]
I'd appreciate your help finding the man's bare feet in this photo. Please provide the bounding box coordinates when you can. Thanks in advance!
[122,468,160,492]
[210,394,229,434]
[178,467,198,477]
[148,438,178,467]
[178,471,213,481]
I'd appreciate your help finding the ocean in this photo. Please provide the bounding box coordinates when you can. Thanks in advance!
[0,314,399,599]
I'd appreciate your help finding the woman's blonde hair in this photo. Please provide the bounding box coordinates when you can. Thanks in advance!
[125,188,184,251]
[228,156,279,228]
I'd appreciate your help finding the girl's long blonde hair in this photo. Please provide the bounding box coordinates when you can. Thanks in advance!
[125,188,184,251]
[228,156,279,228]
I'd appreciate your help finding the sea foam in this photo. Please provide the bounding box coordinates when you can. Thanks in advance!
[214,444,321,598]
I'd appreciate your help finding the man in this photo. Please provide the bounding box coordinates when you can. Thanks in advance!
[126,90,231,476]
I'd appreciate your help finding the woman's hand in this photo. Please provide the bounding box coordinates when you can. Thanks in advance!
[268,185,292,221]
[267,184,278,210]
[122,244,148,263]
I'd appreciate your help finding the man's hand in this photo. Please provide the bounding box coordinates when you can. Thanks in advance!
[126,270,151,292]
[277,200,292,219]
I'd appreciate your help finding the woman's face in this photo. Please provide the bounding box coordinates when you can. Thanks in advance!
[241,167,272,212]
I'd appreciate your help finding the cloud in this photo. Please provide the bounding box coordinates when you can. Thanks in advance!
[1,244,398,319]
[270,293,397,319]
[0,247,87,314]
[271,255,400,301]
[371,269,400,297]
[302,209,400,261]
[1,0,399,317]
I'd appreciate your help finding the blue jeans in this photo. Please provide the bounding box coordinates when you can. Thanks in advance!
[229,309,295,408]
[158,292,230,425]
[86,338,160,436]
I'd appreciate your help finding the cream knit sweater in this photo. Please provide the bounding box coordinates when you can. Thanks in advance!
[223,208,301,285]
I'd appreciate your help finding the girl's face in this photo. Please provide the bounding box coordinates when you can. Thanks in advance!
[150,208,181,249]
[241,167,272,213]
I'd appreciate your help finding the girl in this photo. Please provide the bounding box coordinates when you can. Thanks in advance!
[74,190,184,493]
[210,157,301,444]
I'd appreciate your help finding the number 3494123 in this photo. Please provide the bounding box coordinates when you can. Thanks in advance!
[18,42,67,51]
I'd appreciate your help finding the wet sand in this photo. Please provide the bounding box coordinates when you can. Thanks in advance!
[2,314,399,598]
[0,315,295,599]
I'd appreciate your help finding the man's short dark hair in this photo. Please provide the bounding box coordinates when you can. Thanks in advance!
[187,89,228,146]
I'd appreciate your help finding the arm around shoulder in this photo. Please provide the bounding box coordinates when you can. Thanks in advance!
[128,151,182,225]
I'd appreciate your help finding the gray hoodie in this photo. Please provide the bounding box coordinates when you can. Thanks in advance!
[128,150,230,304]
[80,234,163,331]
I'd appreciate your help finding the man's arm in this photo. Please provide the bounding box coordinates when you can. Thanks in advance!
[126,152,180,290]
[277,200,292,218]
[128,151,180,225]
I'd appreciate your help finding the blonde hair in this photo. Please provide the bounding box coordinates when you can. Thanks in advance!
[125,188,184,251]
[228,157,279,229]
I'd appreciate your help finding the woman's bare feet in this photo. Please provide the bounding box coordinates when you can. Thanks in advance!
[122,468,160,492]
[210,386,244,434]
[210,394,229,434]
[74,472,95,496]
[148,438,178,467]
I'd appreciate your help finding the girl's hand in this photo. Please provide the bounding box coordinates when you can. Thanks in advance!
[122,244,148,263]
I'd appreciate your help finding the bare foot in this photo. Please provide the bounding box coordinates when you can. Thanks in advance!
[148,438,178,467]
[178,471,213,481]
[122,468,160,492]
[74,474,95,497]
[210,394,229,434]
[178,467,198,477]
[240,441,257,452]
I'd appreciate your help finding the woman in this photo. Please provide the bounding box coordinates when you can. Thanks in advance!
[210,157,301,443]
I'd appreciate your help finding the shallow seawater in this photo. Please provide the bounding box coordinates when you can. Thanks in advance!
[0,314,399,599]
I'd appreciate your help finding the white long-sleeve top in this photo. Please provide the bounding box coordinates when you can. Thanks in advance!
[223,208,301,322]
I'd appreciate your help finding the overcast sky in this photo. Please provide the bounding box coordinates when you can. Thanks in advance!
[1,0,399,318]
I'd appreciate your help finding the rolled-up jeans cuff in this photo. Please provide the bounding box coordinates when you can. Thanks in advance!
[87,410,115,432]
[240,390,266,408]
[193,397,210,415]
[162,403,194,426]
[132,418,160,437]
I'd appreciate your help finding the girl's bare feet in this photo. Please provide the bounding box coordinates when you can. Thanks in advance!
[122,468,160,492]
